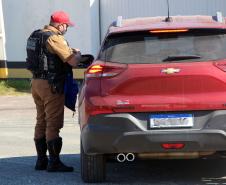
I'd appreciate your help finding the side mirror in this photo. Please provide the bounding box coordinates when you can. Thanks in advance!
[77,54,94,68]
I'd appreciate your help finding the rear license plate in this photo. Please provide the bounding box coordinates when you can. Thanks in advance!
[150,113,193,128]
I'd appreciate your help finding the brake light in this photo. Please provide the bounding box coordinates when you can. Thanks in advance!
[150,29,188,33]
[85,64,127,78]
[161,143,185,149]
[214,61,226,72]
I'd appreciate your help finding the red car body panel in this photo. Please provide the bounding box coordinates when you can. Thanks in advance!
[80,60,226,128]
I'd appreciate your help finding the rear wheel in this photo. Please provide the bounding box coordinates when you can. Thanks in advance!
[80,142,106,183]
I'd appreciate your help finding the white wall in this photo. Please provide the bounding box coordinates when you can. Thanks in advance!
[0,0,6,61]
[90,0,100,57]
[100,0,226,40]
[2,0,93,62]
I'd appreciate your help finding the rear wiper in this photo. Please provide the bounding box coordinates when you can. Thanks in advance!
[163,55,202,62]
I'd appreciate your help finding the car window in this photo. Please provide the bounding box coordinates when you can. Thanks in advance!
[98,29,226,64]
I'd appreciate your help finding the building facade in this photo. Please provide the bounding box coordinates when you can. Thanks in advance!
[1,0,226,78]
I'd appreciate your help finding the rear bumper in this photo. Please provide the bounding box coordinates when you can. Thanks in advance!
[81,111,226,154]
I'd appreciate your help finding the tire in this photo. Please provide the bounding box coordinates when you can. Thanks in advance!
[81,142,106,183]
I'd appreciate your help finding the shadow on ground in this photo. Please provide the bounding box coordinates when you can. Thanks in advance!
[0,154,81,185]
[1,155,226,185]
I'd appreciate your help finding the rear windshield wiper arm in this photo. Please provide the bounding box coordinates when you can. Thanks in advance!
[163,55,202,62]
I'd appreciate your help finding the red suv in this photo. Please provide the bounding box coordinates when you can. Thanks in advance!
[79,15,226,183]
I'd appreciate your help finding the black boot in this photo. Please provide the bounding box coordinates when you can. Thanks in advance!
[34,137,48,170]
[47,137,74,172]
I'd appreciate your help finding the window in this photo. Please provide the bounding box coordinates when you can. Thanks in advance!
[99,29,226,64]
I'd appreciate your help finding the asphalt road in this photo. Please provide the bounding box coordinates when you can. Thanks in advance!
[1,95,226,185]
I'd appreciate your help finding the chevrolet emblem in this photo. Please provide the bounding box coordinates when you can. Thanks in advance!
[161,68,180,74]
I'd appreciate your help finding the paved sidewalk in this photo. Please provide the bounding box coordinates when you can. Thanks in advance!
[0,95,80,158]
[0,95,84,185]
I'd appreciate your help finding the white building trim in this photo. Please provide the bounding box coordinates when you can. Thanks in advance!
[0,0,6,61]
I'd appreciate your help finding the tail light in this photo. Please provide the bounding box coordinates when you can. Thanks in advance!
[161,143,185,149]
[150,29,188,33]
[214,61,226,72]
[86,65,103,77]
[85,63,127,78]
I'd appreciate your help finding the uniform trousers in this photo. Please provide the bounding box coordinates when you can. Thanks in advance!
[31,79,64,141]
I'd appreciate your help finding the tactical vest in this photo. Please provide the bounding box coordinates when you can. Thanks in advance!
[26,29,72,93]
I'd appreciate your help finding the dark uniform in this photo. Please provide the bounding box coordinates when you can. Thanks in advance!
[26,11,77,172]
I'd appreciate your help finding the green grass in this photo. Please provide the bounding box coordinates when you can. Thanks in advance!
[0,79,31,95]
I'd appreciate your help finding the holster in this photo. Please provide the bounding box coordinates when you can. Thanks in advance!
[47,73,65,94]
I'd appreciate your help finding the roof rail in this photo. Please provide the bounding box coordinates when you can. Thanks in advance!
[213,11,225,23]
[116,16,123,27]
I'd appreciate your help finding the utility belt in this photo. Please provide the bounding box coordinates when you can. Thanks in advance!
[33,72,65,94]
[32,73,48,79]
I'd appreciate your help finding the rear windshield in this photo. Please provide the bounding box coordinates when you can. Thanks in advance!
[98,29,226,64]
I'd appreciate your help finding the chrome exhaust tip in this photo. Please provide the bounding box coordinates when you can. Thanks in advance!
[126,153,135,162]
[116,153,126,162]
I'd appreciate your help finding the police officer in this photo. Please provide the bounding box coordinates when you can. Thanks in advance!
[27,11,80,172]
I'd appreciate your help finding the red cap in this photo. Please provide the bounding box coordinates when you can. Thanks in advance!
[51,11,74,26]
